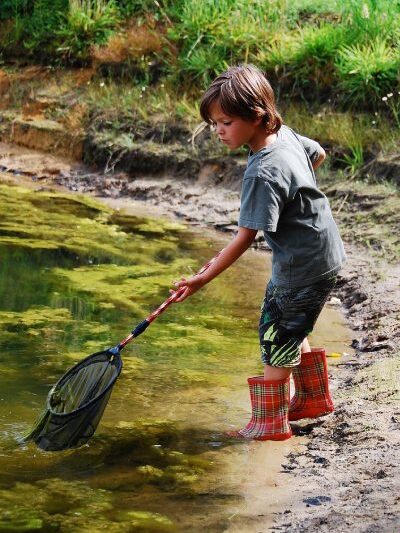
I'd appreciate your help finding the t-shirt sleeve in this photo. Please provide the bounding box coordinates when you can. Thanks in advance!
[296,133,323,164]
[238,172,289,232]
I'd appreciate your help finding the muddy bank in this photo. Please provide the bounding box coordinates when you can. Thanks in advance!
[274,250,400,532]
[0,142,399,531]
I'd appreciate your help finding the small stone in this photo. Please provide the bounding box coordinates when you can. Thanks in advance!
[303,495,331,506]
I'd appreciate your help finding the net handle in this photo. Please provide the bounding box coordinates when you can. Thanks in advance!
[116,249,224,351]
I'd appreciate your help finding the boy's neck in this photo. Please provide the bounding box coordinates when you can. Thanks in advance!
[248,130,277,154]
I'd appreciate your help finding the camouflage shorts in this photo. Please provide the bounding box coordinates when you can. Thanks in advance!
[259,276,337,368]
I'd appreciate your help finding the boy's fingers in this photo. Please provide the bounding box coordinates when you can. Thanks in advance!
[173,277,187,287]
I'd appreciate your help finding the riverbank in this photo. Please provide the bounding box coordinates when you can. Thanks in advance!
[0,140,399,531]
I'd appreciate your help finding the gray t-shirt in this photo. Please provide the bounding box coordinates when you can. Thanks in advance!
[238,125,346,287]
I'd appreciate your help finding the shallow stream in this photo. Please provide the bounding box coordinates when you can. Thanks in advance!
[0,178,352,532]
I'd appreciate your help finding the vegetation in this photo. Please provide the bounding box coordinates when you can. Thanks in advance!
[0,1,399,176]
[1,0,399,111]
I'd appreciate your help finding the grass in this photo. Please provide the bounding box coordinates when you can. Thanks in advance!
[281,101,400,156]
[1,0,399,114]
[335,38,399,106]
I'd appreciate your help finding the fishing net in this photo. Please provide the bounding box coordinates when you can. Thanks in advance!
[21,252,221,452]
[22,350,122,451]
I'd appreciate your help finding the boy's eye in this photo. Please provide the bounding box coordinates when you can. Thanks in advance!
[223,121,232,126]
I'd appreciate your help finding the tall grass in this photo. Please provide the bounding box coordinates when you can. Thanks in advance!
[0,0,399,112]
[336,39,399,106]
[56,0,120,62]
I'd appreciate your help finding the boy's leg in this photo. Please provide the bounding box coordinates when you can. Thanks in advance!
[263,334,310,379]
[263,334,307,380]
[301,337,311,353]
[263,365,292,380]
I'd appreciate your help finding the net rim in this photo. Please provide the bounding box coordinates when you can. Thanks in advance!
[45,349,122,417]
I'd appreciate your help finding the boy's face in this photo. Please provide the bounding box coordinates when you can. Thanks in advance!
[209,100,262,151]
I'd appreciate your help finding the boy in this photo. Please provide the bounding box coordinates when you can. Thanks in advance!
[173,64,346,440]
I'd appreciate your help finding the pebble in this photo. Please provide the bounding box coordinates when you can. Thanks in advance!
[303,495,332,506]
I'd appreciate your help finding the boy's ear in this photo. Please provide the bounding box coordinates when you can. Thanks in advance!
[253,116,263,127]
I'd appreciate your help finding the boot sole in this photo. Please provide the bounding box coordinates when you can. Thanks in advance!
[225,430,292,441]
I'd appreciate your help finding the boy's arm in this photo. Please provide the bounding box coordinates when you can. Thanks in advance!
[312,148,326,170]
[172,226,257,302]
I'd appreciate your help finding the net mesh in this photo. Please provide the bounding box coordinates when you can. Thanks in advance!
[23,350,122,451]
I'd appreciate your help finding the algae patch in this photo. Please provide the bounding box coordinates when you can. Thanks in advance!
[0,183,187,264]
[0,478,176,532]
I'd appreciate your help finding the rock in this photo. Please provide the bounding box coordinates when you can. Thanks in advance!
[363,153,400,186]
[303,495,332,506]
[352,335,394,352]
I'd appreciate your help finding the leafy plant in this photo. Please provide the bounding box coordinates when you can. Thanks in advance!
[56,0,121,62]
[0,0,32,21]
[339,143,364,177]
[335,38,399,106]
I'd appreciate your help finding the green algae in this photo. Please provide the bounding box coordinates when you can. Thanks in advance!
[0,183,186,264]
[114,511,175,532]
[0,478,176,532]
[53,259,194,314]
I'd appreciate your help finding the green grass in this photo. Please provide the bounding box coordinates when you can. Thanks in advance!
[282,101,399,156]
[335,38,399,106]
[1,0,399,113]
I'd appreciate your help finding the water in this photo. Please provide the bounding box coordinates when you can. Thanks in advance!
[0,181,352,532]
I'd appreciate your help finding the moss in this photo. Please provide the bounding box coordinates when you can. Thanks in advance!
[0,183,187,264]
[114,511,175,532]
[53,259,193,313]
[0,478,177,532]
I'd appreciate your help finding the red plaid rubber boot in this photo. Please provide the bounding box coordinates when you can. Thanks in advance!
[236,376,292,441]
[289,347,334,421]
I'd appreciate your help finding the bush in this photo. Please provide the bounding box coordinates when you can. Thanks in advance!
[167,0,276,88]
[335,38,399,107]
[56,0,121,63]
[289,24,347,94]
[0,0,32,21]
[15,0,68,60]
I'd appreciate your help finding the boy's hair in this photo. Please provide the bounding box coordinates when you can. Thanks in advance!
[200,64,282,134]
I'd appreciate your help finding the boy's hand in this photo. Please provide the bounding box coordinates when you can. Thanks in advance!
[170,274,206,302]
[170,226,257,304]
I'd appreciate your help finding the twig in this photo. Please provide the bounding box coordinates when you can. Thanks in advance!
[336,193,349,214]
[189,121,208,150]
